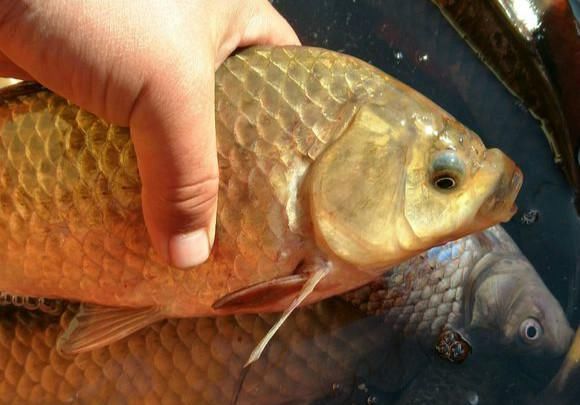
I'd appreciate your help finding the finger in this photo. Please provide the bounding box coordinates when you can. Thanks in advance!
[0,52,33,80]
[239,1,301,48]
[130,61,219,269]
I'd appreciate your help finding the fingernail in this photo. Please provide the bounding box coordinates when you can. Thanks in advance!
[168,229,211,269]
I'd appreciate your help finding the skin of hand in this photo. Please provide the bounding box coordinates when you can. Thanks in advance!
[0,0,300,268]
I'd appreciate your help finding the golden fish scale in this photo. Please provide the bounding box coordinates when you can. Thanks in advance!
[1,227,555,404]
[0,301,384,404]
[0,47,387,314]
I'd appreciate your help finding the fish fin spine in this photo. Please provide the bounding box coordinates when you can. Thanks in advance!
[57,304,164,354]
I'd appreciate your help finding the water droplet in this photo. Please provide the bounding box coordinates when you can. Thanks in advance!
[520,209,540,224]
[367,396,378,404]
[466,391,479,405]
[357,383,368,392]
[394,51,404,62]
[417,53,429,63]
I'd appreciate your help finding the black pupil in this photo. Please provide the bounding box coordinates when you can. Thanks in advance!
[526,325,537,339]
[435,176,455,190]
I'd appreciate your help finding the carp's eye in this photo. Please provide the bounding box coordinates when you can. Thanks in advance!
[519,318,542,343]
[430,151,465,191]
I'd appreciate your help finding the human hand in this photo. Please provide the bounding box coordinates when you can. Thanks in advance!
[0,0,299,268]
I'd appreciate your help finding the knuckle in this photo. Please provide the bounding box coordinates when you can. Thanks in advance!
[151,175,220,231]
[165,176,219,207]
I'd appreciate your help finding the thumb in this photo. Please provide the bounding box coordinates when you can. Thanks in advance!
[130,63,218,269]
[238,1,300,47]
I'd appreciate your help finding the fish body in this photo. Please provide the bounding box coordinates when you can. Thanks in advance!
[0,299,381,405]
[345,225,573,358]
[0,226,570,404]
[0,46,521,321]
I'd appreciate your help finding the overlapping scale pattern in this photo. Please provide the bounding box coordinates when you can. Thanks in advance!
[0,47,382,315]
[345,229,489,342]
[0,300,384,404]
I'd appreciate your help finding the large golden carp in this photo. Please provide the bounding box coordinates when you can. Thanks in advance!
[0,46,522,353]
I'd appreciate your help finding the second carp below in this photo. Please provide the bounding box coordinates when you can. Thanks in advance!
[0,46,522,353]
[0,225,570,404]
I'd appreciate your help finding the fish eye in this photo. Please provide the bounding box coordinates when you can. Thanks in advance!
[433,175,456,190]
[430,151,465,192]
[519,318,543,343]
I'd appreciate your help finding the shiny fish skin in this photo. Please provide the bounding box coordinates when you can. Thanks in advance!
[346,228,501,339]
[0,46,521,319]
[0,300,387,405]
[0,227,571,404]
[345,232,480,340]
[346,226,572,357]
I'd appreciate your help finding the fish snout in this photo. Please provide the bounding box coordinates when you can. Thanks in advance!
[477,149,523,223]
[545,317,575,358]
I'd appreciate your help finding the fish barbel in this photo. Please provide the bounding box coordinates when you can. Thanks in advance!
[0,226,569,404]
[0,46,521,352]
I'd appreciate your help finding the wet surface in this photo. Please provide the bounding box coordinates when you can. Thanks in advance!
[0,2,578,403]
[273,0,580,403]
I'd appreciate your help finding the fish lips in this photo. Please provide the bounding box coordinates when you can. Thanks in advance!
[476,150,523,224]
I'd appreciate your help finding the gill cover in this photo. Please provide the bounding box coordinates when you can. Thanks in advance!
[308,103,414,269]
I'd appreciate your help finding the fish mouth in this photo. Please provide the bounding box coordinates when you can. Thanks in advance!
[476,151,523,223]
[498,167,523,217]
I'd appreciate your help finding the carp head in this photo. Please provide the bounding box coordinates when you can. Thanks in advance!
[307,99,522,272]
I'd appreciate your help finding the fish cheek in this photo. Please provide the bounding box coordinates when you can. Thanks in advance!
[307,103,414,270]
[404,148,487,245]
[403,148,458,243]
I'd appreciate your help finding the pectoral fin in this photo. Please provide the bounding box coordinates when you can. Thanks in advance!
[227,262,332,403]
[57,304,164,354]
[244,264,331,367]
[212,274,309,310]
